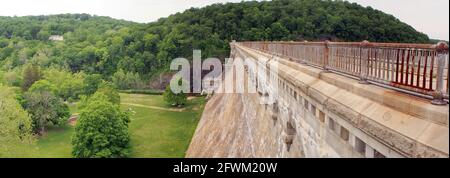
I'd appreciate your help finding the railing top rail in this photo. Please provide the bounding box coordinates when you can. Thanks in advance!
[236,40,449,105]
[238,41,449,51]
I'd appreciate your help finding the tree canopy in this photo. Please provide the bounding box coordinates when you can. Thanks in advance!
[23,90,70,134]
[72,92,130,158]
[163,78,188,107]
[0,0,431,83]
[0,86,34,150]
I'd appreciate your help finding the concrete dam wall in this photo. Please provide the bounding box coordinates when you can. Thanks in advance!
[186,43,449,158]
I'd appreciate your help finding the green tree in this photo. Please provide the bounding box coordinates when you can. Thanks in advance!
[77,82,121,114]
[72,92,130,158]
[44,68,85,101]
[83,74,102,96]
[28,79,56,94]
[24,90,70,134]
[268,22,290,41]
[96,83,121,105]
[163,79,187,107]
[112,69,142,90]
[0,86,34,142]
[37,29,50,41]
[112,69,126,89]
[2,70,22,87]
[21,64,42,91]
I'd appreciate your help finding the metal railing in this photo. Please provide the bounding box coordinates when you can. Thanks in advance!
[238,41,449,105]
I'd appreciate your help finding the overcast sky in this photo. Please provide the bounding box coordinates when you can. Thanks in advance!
[0,0,448,41]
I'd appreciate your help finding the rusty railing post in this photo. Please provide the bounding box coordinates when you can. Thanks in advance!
[323,40,331,72]
[431,42,449,105]
[359,40,370,84]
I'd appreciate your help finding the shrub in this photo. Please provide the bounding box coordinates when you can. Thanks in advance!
[163,82,187,107]
[72,92,130,158]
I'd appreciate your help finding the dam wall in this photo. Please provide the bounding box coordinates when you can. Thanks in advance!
[186,43,449,158]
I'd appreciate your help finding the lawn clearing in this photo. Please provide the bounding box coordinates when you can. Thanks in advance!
[0,93,205,158]
[121,93,206,158]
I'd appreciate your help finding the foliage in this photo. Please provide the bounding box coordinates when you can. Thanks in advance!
[0,85,33,143]
[83,74,102,96]
[71,92,130,158]
[43,68,85,101]
[163,79,187,107]
[1,70,22,87]
[78,82,121,110]
[28,79,57,94]
[0,86,34,154]
[112,69,143,90]
[23,90,70,134]
[21,64,42,91]
[96,82,121,105]
[2,94,206,158]
[0,71,4,85]
[0,1,431,84]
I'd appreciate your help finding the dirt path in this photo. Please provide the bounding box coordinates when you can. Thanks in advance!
[67,102,184,126]
[121,103,185,112]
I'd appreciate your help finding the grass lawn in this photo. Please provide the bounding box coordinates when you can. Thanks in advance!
[122,93,206,157]
[0,93,206,158]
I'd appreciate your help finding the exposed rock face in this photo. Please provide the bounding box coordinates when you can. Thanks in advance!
[149,72,174,90]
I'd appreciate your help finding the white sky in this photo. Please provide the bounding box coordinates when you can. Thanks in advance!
[0,0,448,40]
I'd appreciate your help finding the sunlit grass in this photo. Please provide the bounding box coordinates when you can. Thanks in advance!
[0,94,205,158]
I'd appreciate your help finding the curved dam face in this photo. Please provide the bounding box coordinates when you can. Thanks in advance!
[186,44,449,158]
[186,92,304,158]
[186,91,363,158]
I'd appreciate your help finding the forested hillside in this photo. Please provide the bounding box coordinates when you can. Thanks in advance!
[1,0,431,82]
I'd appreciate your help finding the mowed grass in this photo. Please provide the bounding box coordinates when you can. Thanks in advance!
[121,93,206,157]
[121,93,168,108]
[0,93,206,158]
[0,125,74,158]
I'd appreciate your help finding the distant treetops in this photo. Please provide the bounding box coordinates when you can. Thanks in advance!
[1,0,430,81]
